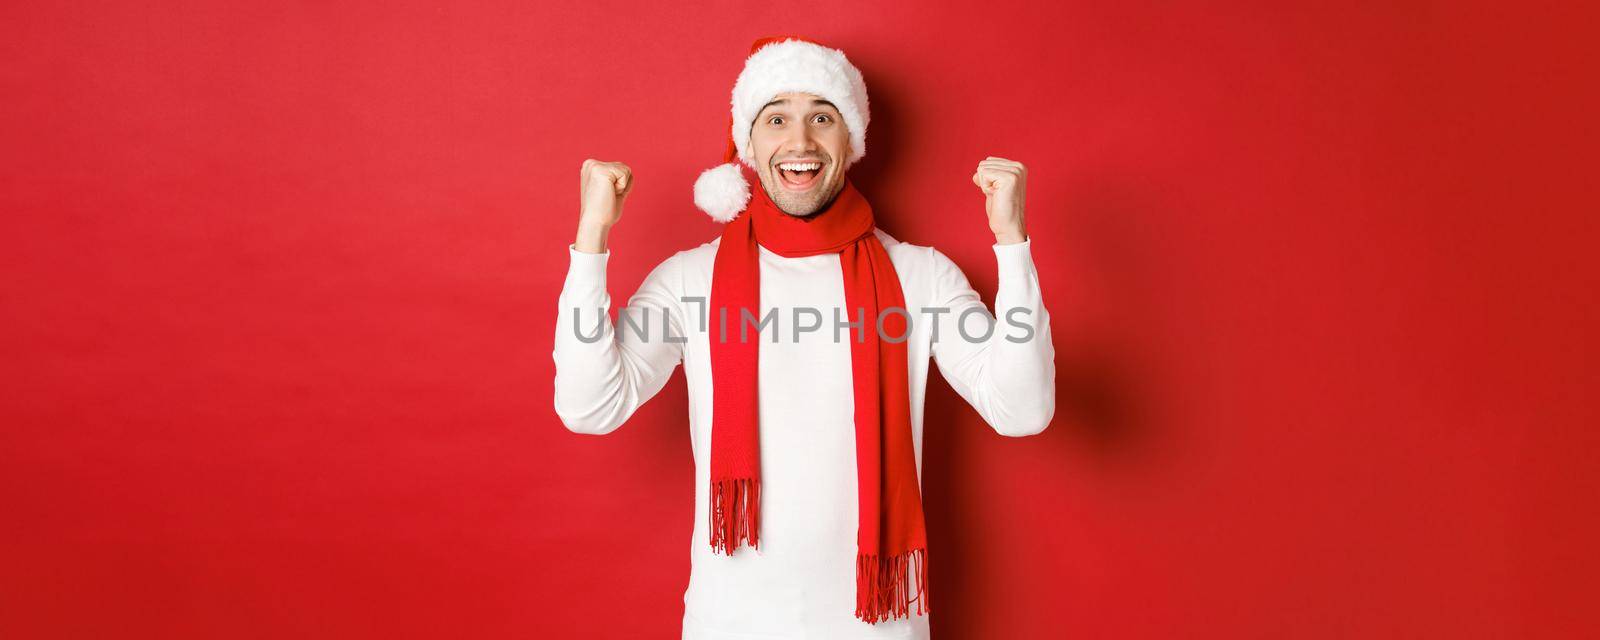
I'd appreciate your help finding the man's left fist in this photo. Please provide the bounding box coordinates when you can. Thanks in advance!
[972,156,1028,244]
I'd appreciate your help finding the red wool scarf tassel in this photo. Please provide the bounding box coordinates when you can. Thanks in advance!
[707,168,929,623]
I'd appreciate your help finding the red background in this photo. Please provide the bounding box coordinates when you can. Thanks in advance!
[2,2,1594,638]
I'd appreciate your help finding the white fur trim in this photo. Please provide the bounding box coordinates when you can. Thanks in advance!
[730,39,869,171]
[693,162,751,222]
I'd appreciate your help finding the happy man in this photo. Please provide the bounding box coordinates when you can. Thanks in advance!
[552,36,1056,640]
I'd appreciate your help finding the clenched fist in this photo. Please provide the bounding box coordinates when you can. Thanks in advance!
[972,156,1028,245]
[575,159,633,253]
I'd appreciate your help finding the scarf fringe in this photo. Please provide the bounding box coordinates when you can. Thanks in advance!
[709,477,761,555]
[855,547,928,623]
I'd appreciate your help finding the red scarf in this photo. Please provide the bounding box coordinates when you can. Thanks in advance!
[708,166,929,623]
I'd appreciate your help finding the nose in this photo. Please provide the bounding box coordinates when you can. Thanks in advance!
[780,123,821,155]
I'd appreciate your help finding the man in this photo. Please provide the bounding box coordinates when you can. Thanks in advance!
[553,35,1055,640]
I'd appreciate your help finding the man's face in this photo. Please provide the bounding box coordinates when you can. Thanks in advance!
[749,91,852,217]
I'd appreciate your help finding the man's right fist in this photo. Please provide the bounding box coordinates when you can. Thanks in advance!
[579,159,633,228]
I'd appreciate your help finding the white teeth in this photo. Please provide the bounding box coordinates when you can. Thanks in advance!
[778,162,822,171]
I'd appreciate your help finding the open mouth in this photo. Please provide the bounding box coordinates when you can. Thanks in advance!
[776,161,825,191]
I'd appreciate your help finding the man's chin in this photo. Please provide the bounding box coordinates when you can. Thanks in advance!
[770,193,826,217]
[763,178,839,217]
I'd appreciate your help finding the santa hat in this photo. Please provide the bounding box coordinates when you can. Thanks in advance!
[692,35,871,223]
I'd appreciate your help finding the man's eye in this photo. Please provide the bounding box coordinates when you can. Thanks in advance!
[814,114,831,124]
[769,116,783,125]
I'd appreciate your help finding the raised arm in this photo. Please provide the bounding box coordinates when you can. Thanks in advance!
[551,158,686,435]
[927,155,1056,436]
[927,242,1056,436]
[552,247,686,435]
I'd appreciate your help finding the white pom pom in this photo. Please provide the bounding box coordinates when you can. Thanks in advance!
[693,162,751,223]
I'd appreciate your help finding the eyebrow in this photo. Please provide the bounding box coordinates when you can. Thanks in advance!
[759,97,838,114]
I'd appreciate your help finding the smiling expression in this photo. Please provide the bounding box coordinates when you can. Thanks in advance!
[749,91,853,217]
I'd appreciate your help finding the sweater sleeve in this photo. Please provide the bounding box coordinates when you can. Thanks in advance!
[552,244,687,435]
[926,238,1057,437]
